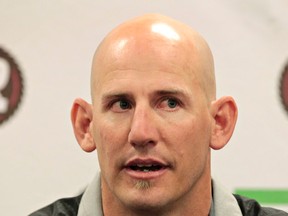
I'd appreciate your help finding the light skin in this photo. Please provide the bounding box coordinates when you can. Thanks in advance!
[71,14,238,216]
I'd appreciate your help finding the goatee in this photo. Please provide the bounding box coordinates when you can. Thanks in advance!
[135,180,151,190]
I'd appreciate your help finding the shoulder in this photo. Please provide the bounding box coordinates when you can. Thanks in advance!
[29,193,83,216]
[233,194,288,216]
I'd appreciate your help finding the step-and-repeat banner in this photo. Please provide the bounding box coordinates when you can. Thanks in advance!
[1,1,287,215]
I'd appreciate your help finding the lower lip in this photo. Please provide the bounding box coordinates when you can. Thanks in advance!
[124,167,168,180]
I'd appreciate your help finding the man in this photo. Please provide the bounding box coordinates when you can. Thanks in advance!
[31,14,288,215]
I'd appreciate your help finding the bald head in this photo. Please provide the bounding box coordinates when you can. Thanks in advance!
[71,15,239,215]
[91,14,215,102]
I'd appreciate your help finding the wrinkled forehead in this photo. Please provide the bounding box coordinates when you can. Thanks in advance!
[91,15,215,100]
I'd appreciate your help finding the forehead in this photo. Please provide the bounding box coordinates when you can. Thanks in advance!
[90,17,213,101]
[92,60,203,104]
[93,36,202,90]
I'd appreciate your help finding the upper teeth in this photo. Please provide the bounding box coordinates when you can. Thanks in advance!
[137,164,152,167]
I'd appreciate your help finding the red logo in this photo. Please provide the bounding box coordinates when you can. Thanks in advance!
[0,47,24,126]
[280,62,288,115]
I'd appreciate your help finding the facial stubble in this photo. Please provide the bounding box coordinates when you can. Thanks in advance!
[135,180,151,190]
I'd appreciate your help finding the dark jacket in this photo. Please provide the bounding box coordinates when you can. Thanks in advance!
[29,194,287,216]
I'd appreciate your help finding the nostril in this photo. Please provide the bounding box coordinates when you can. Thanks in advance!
[130,139,156,148]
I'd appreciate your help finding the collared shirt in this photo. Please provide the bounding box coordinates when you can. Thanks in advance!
[78,173,103,216]
[78,173,242,216]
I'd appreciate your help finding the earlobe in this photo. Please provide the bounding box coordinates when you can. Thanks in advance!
[210,96,238,150]
[71,98,96,152]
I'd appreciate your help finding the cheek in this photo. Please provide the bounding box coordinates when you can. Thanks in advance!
[167,115,211,160]
[169,118,211,183]
[92,117,129,163]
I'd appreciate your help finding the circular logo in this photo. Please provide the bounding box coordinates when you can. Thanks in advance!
[280,62,288,115]
[0,47,24,126]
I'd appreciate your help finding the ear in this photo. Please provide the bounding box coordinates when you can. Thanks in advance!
[71,98,96,152]
[210,96,238,150]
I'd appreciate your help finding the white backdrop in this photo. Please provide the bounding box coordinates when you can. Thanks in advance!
[1,0,287,215]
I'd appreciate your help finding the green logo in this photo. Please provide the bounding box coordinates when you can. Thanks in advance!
[235,189,288,205]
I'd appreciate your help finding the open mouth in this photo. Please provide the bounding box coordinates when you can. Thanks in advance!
[129,164,163,172]
[124,159,169,179]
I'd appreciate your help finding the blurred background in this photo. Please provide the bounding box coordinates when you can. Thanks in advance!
[0,0,287,215]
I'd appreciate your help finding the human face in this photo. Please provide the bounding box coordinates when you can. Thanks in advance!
[91,36,213,212]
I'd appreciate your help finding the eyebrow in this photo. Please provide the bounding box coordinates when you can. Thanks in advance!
[154,89,188,97]
[101,92,132,103]
[101,89,189,102]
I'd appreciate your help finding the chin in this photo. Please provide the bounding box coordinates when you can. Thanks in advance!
[121,183,172,211]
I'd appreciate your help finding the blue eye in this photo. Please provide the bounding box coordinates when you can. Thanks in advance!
[167,98,178,108]
[158,97,180,111]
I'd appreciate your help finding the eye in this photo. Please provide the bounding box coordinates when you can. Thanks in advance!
[119,100,130,109]
[158,97,180,111]
[110,99,132,112]
[167,98,178,108]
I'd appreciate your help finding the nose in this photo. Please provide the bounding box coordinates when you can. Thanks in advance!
[128,106,159,148]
